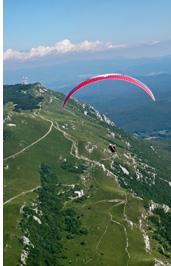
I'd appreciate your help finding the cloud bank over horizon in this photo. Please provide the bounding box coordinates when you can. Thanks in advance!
[4,39,161,62]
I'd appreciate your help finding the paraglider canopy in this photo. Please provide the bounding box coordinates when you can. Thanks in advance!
[62,73,155,109]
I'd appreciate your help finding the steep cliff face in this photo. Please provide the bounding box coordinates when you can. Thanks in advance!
[3,83,171,266]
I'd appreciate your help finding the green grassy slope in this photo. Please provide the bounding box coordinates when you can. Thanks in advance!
[3,83,171,266]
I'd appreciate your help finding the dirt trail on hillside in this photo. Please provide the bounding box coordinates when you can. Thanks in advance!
[3,108,131,265]
[54,120,131,265]
[3,186,41,205]
[3,111,53,162]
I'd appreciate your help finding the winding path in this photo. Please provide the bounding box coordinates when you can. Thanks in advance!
[3,186,41,205]
[3,105,131,265]
[55,115,131,263]
[3,111,53,161]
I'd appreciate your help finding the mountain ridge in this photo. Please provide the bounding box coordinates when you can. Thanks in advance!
[3,83,171,266]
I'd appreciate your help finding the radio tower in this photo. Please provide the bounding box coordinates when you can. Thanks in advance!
[22,76,29,85]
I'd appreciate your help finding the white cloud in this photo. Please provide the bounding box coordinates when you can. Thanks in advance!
[3,49,26,60]
[3,39,127,62]
[3,39,161,62]
[105,42,127,49]
[149,40,160,45]
[54,39,75,53]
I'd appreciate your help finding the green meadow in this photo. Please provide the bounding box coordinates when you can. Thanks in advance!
[3,83,171,265]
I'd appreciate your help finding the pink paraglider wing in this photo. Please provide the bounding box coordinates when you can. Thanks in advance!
[62,73,155,109]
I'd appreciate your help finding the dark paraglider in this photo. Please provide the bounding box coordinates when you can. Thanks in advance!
[109,144,116,153]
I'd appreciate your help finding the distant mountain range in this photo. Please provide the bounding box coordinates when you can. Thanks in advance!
[3,55,171,90]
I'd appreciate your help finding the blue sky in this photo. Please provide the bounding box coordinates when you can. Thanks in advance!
[3,0,171,69]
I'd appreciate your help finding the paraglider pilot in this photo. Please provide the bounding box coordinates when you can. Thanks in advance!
[109,144,116,153]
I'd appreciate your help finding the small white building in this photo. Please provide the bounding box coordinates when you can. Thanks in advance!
[74,190,84,197]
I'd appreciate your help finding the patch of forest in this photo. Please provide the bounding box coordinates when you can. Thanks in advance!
[3,84,43,112]
[19,163,88,266]
[148,208,171,259]
[108,99,171,133]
